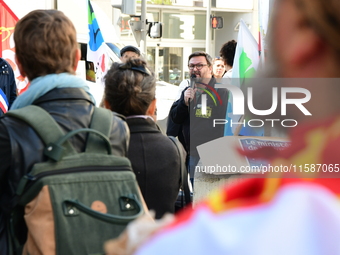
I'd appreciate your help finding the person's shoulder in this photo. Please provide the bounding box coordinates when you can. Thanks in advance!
[147,131,179,150]
[0,58,8,66]
[0,58,11,66]
[179,79,190,87]
[0,58,15,76]
[110,110,126,121]
[155,135,182,159]
[223,69,233,78]
[175,79,190,100]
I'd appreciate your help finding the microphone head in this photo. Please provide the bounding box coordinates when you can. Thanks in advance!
[191,74,197,79]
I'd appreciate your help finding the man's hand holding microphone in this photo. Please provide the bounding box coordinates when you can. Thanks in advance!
[184,74,196,106]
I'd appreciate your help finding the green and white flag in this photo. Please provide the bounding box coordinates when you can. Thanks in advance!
[232,19,259,82]
[224,19,260,136]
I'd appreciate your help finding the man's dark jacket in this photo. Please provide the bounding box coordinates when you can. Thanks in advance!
[0,88,129,254]
[169,78,228,157]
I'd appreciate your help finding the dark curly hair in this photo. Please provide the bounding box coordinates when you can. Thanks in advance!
[104,58,156,116]
[219,40,237,67]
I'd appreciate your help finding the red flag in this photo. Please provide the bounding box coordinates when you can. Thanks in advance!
[1,0,29,94]
[0,0,18,57]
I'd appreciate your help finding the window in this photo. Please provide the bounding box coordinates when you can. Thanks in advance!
[162,13,206,40]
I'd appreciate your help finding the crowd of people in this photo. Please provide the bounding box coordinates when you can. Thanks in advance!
[1,0,340,253]
[115,0,340,254]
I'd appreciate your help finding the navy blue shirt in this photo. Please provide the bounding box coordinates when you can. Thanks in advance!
[0,58,17,116]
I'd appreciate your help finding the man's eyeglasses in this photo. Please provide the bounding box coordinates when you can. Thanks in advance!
[188,64,208,70]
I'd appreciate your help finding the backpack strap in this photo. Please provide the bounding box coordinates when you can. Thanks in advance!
[6,105,76,156]
[85,107,113,154]
[168,136,192,208]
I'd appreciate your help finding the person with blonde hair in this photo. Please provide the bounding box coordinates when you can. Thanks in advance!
[212,57,226,79]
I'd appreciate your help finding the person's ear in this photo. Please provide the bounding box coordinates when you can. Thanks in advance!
[287,26,324,67]
[73,48,81,71]
[15,55,26,79]
[103,99,111,110]
[146,99,157,118]
[208,64,213,74]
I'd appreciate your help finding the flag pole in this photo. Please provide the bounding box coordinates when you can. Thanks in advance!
[140,0,147,55]
[234,115,245,136]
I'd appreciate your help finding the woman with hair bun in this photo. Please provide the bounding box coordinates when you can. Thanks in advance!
[103,58,182,219]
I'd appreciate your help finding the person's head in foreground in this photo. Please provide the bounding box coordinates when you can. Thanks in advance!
[103,58,156,119]
[268,0,340,79]
[255,0,340,124]
[212,57,226,78]
[120,45,141,63]
[14,9,79,81]
[105,0,340,254]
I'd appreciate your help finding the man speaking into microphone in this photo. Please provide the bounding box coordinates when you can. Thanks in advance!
[169,51,228,186]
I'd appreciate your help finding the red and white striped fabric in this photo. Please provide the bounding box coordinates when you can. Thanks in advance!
[136,178,340,255]
[0,88,9,113]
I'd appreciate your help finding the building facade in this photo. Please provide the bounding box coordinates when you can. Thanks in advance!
[93,0,258,84]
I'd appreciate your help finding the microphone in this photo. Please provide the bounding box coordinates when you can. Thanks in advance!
[190,74,196,88]
[189,74,196,103]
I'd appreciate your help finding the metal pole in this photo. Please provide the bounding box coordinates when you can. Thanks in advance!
[155,43,160,80]
[141,0,147,55]
[205,0,211,54]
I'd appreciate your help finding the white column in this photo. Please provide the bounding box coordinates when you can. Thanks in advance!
[140,0,147,55]
[205,0,211,54]
[155,44,160,80]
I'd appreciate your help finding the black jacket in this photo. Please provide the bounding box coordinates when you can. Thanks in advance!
[169,78,228,157]
[127,117,181,219]
[0,58,17,116]
[0,87,129,254]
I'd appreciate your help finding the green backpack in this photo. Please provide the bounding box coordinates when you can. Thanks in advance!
[6,105,144,255]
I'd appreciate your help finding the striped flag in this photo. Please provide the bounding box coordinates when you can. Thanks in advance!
[0,88,9,113]
[224,19,262,136]
[87,0,108,84]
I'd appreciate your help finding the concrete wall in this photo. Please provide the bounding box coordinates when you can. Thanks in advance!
[193,163,244,205]
[3,0,55,18]
[212,12,254,57]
